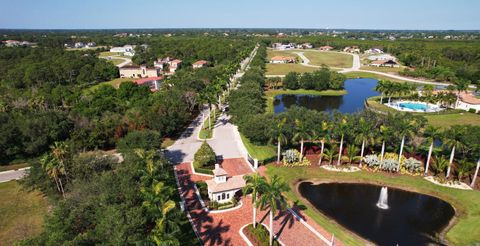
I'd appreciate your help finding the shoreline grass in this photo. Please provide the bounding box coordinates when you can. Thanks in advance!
[264,89,347,113]
[265,165,480,246]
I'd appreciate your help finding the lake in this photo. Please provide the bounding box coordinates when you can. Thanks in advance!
[299,182,455,245]
[273,78,380,114]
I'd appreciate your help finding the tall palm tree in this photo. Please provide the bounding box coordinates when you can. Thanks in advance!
[379,125,391,162]
[453,79,469,107]
[258,175,290,246]
[269,118,288,163]
[293,119,310,160]
[40,153,66,198]
[423,126,441,175]
[316,121,330,165]
[471,157,480,188]
[242,173,265,228]
[375,80,387,103]
[335,117,349,165]
[443,126,465,178]
[355,117,374,167]
[396,118,418,164]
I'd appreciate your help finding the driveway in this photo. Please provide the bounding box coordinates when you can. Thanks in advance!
[0,168,29,183]
[207,114,248,161]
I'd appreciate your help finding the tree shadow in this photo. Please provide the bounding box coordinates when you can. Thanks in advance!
[201,219,232,246]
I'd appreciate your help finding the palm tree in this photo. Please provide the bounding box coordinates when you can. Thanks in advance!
[321,148,337,165]
[258,175,290,246]
[395,118,418,164]
[335,117,349,165]
[355,117,374,167]
[379,125,391,162]
[443,126,465,178]
[423,126,441,175]
[242,173,265,228]
[456,159,474,182]
[345,145,360,164]
[293,119,310,160]
[375,80,387,103]
[471,158,480,188]
[269,118,288,163]
[432,156,449,176]
[453,79,469,107]
[40,153,66,198]
[316,121,330,165]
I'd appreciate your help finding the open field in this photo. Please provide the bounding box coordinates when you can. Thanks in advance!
[85,77,134,92]
[266,64,320,75]
[360,65,405,73]
[266,49,300,59]
[266,165,480,246]
[264,89,347,113]
[366,96,480,128]
[0,181,48,245]
[302,51,353,68]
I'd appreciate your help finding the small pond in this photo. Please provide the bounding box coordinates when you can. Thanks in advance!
[273,78,380,114]
[299,182,455,245]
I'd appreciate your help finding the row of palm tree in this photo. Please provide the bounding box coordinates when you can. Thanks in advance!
[269,110,479,187]
[375,80,417,104]
[243,173,290,246]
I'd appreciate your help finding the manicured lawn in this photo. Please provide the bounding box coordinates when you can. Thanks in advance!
[344,71,407,83]
[240,134,276,162]
[108,58,125,66]
[85,77,134,92]
[265,165,480,246]
[266,63,320,75]
[0,181,48,245]
[264,89,347,113]
[266,49,300,59]
[199,110,219,140]
[99,51,123,57]
[302,51,353,68]
[0,163,30,172]
[360,65,405,73]
[161,137,176,149]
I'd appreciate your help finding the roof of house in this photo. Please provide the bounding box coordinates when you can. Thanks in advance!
[134,76,164,85]
[205,175,246,193]
[212,164,228,176]
[371,60,397,65]
[193,60,208,65]
[271,56,296,61]
[171,59,182,64]
[459,91,480,105]
[119,65,141,70]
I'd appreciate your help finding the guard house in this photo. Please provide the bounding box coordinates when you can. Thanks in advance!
[205,164,246,202]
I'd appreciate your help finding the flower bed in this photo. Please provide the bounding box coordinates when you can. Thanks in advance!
[321,165,360,172]
[243,224,280,246]
[424,176,472,190]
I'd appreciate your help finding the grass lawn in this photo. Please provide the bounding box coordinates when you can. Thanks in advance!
[345,71,407,83]
[266,63,320,75]
[360,65,405,73]
[108,58,125,66]
[0,181,48,245]
[161,138,176,149]
[266,49,300,59]
[240,134,276,162]
[99,51,123,57]
[199,110,219,140]
[0,163,30,172]
[85,77,134,92]
[266,165,480,246]
[302,51,353,68]
[366,96,480,128]
[264,89,347,114]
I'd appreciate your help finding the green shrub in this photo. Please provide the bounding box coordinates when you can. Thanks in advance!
[196,181,209,200]
[193,141,216,168]
[245,224,280,246]
[468,108,477,113]
[194,167,214,175]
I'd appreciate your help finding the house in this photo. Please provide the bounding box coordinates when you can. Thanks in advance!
[296,43,313,49]
[134,76,163,92]
[74,42,85,48]
[205,164,246,202]
[369,59,399,68]
[193,60,208,69]
[270,56,296,64]
[119,65,161,78]
[456,91,480,113]
[167,59,182,74]
[86,42,96,48]
[319,46,334,51]
[272,43,295,50]
[364,47,384,54]
[367,54,396,61]
[343,46,360,53]
[110,45,135,56]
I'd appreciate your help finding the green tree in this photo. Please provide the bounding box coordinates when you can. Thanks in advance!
[193,141,216,168]
[242,173,266,228]
[423,126,441,175]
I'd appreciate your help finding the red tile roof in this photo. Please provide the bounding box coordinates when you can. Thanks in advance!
[134,76,164,85]
[193,60,208,65]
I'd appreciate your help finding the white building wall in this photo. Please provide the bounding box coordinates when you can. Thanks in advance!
[208,189,238,202]
[457,101,480,113]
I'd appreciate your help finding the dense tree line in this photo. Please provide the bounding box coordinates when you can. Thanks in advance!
[283,67,345,90]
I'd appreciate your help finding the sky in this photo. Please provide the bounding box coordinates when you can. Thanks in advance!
[0,0,479,30]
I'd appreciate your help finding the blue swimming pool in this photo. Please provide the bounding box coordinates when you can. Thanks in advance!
[399,102,429,111]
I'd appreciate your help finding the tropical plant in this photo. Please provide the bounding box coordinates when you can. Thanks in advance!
[403,157,423,173]
[293,119,310,160]
[335,117,349,165]
[423,125,441,175]
[380,159,399,172]
[456,159,474,182]
[355,117,375,167]
[269,118,288,163]
[364,154,380,168]
[432,156,449,176]
[316,121,331,165]
[283,149,299,164]
[193,141,216,168]
[321,148,337,165]
[344,145,361,164]
[443,126,465,178]
[242,173,266,228]
[472,158,480,188]
[258,175,290,246]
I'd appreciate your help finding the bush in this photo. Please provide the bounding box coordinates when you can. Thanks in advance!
[282,149,311,167]
[193,141,216,168]
[403,157,423,173]
[196,181,209,200]
[380,159,399,172]
[244,224,280,246]
[468,108,477,113]
[364,154,380,167]
[117,130,162,152]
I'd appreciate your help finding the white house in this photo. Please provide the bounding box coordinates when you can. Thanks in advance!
[368,54,396,61]
[270,56,296,64]
[110,45,135,56]
[272,43,295,50]
[369,59,399,68]
[74,42,85,48]
[343,46,360,53]
[86,42,96,48]
[456,92,480,113]
[205,164,246,202]
[364,48,384,54]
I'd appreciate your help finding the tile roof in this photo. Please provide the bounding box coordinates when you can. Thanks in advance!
[271,56,296,61]
[134,76,164,85]
[205,175,246,193]
[193,60,208,65]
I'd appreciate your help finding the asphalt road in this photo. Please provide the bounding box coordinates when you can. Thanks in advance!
[0,167,29,183]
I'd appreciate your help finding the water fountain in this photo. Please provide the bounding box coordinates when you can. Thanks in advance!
[376,186,389,209]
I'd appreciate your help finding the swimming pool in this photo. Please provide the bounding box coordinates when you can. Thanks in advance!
[386,101,443,113]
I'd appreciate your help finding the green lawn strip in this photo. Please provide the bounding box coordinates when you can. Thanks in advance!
[366,96,480,128]
[198,110,220,140]
[264,89,347,114]
[0,181,48,245]
[302,51,353,68]
[266,63,321,75]
[345,71,407,83]
[84,77,134,93]
[359,65,405,73]
[265,165,480,246]
[0,163,30,172]
[239,134,276,162]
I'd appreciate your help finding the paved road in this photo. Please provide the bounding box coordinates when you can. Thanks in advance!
[207,114,248,160]
[0,168,29,183]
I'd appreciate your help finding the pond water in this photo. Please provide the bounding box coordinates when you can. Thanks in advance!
[273,78,380,114]
[299,182,455,245]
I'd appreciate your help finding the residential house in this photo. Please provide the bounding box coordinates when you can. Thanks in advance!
[119,65,161,78]
[167,59,182,74]
[369,59,399,68]
[193,60,208,69]
[205,164,246,202]
[367,54,396,61]
[110,45,135,56]
[456,91,480,113]
[319,45,334,51]
[134,76,163,92]
[296,43,313,49]
[86,42,96,48]
[270,56,296,64]
[74,42,85,48]
[272,43,295,50]
[364,47,384,54]
[343,46,360,53]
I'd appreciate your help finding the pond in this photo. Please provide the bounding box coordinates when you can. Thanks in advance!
[299,182,455,245]
[273,78,380,114]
